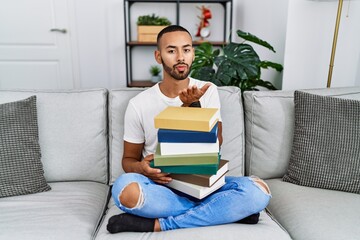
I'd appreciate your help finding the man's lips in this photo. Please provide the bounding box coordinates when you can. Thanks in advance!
[175,64,187,72]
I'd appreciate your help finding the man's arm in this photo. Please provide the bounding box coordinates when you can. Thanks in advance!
[122,141,172,184]
[217,121,223,147]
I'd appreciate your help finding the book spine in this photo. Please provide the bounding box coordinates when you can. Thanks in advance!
[158,124,218,143]
[159,141,219,156]
[154,153,219,166]
[155,119,213,132]
[169,160,228,187]
[170,174,209,187]
[153,163,219,175]
[165,176,226,199]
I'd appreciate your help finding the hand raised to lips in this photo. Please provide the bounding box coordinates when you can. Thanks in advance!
[178,83,211,106]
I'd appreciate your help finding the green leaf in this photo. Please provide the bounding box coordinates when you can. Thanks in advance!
[191,30,282,92]
[192,42,215,71]
[256,79,277,90]
[191,66,215,82]
[237,30,276,53]
[137,14,171,26]
[217,43,261,81]
[259,61,283,72]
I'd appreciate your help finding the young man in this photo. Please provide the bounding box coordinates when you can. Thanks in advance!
[107,25,271,233]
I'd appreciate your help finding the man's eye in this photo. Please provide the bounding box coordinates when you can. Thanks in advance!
[184,49,191,53]
[168,50,175,54]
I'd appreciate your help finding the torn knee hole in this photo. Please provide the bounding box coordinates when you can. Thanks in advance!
[119,182,143,208]
[250,177,271,194]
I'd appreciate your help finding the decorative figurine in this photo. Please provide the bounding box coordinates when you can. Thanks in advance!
[195,6,212,41]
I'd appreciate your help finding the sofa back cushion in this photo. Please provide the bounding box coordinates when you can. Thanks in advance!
[109,86,244,184]
[0,89,108,183]
[243,87,360,179]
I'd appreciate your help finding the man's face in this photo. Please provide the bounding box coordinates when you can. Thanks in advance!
[155,31,194,81]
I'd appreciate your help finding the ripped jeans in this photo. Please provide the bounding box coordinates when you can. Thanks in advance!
[112,173,271,231]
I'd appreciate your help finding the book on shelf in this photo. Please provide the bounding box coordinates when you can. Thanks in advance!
[154,106,219,132]
[170,160,229,187]
[154,146,219,166]
[165,174,226,199]
[159,139,219,156]
[149,161,219,175]
[157,122,218,143]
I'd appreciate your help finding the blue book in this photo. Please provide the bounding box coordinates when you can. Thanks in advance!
[158,122,218,143]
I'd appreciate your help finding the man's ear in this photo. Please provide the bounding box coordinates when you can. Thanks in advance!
[154,50,162,64]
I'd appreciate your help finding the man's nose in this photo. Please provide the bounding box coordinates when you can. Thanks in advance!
[177,52,184,62]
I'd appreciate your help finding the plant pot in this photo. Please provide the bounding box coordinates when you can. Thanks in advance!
[151,75,161,83]
[137,26,168,42]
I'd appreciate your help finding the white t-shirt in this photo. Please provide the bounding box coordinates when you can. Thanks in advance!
[123,78,222,158]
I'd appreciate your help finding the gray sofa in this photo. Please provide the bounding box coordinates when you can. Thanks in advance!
[0,86,359,240]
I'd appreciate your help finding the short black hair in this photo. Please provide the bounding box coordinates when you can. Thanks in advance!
[157,25,192,49]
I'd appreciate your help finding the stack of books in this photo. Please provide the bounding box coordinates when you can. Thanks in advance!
[153,106,229,199]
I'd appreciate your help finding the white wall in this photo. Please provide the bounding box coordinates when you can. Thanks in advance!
[2,0,359,90]
[126,0,290,88]
[70,0,126,89]
[282,0,360,90]
[233,0,289,89]
[70,0,289,89]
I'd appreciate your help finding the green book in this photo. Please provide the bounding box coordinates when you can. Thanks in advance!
[150,161,219,174]
[154,146,219,166]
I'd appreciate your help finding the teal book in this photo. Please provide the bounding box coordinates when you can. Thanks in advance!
[149,161,219,175]
[154,146,219,166]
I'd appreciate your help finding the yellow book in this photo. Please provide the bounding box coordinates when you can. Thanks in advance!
[154,106,219,132]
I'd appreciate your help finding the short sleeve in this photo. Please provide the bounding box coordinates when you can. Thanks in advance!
[123,101,145,144]
[200,83,222,122]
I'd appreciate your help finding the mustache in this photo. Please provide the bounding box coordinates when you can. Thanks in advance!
[173,62,189,68]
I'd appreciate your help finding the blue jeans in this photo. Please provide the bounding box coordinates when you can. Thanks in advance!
[112,173,271,231]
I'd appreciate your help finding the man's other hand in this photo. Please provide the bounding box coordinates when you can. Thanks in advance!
[140,154,172,184]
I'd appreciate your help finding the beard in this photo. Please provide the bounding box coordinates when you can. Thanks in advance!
[161,58,192,81]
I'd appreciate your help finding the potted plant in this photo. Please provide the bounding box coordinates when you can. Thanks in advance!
[191,30,283,92]
[150,65,162,83]
[137,14,171,42]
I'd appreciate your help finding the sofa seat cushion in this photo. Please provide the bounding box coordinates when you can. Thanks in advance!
[0,181,109,240]
[266,178,360,240]
[93,199,291,240]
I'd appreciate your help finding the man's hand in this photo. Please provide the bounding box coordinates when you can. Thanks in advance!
[179,83,211,107]
[139,154,172,184]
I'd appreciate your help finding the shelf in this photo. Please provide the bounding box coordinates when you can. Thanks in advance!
[128,80,157,87]
[124,0,233,87]
[127,41,228,47]
[126,0,231,3]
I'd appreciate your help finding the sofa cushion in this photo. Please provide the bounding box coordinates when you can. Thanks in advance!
[94,202,291,240]
[283,91,360,193]
[0,96,51,197]
[109,86,245,184]
[243,87,360,179]
[0,181,109,240]
[0,89,108,183]
[266,178,360,240]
